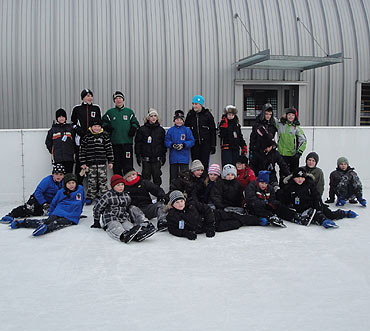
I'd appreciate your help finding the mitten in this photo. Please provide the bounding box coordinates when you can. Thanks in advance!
[294,152,302,161]
[42,203,50,216]
[136,155,142,167]
[128,126,137,137]
[336,198,346,206]
[160,156,166,166]
[186,231,197,240]
[206,228,215,238]
[210,147,216,155]
[358,198,367,207]
[240,145,248,155]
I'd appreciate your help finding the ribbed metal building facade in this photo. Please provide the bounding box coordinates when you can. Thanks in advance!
[1,0,369,129]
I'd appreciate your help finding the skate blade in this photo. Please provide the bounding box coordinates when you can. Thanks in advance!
[306,209,316,227]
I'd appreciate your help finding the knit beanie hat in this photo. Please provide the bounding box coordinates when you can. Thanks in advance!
[113,91,125,101]
[337,156,349,166]
[123,168,137,180]
[55,108,67,120]
[64,173,77,185]
[52,163,66,174]
[292,167,307,179]
[90,118,102,127]
[147,108,159,118]
[236,155,249,165]
[81,89,93,100]
[173,109,185,121]
[225,105,238,115]
[306,152,319,165]
[222,164,237,178]
[192,95,205,106]
[169,190,185,206]
[110,174,125,188]
[190,160,204,172]
[208,164,221,176]
[257,170,270,183]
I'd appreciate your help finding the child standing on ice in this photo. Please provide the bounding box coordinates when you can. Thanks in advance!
[93,174,156,243]
[9,173,85,236]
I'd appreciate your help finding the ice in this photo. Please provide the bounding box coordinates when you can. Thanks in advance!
[1,193,370,331]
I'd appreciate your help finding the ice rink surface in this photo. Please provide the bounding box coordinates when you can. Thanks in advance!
[1,190,370,331]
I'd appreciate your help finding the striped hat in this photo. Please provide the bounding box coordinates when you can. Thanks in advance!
[208,164,221,176]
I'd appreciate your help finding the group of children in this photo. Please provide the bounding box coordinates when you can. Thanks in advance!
[0,94,367,242]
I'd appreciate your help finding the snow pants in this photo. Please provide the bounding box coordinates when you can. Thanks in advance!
[8,195,44,219]
[213,209,260,232]
[17,215,75,233]
[142,160,162,186]
[112,143,134,176]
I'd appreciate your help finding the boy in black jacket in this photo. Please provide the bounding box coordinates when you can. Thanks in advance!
[185,95,216,168]
[135,108,166,186]
[45,108,75,173]
[79,118,114,205]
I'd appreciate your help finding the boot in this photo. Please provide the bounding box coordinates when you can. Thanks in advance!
[120,225,142,243]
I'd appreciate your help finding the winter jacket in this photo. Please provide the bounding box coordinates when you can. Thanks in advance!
[33,175,64,206]
[102,106,139,144]
[123,175,165,208]
[71,103,102,143]
[210,178,244,209]
[328,166,363,200]
[249,112,278,154]
[244,180,278,210]
[236,167,256,190]
[134,121,166,161]
[185,108,216,147]
[93,189,132,225]
[169,171,206,202]
[164,125,195,164]
[166,200,215,238]
[276,117,307,157]
[278,174,321,213]
[49,185,85,224]
[250,148,290,186]
[45,122,75,163]
[218,115,247,151]
[303,166,325,197]
[79,128,114,166]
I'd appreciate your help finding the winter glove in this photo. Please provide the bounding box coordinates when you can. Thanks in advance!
[219,117,228,128]
[160,156,166,166]
[294,152,302,161]
[358,198,367,207]
[210,146,216,155]
[240,145,248,155]
[325,197,335,204]
[42,203,50,216]
[206,228,215,238]
[336,198,346,206]
[75,125,85,137]
[128,126,137,137]
[186,231,197,240]
[136,155,142,167]
[90,222,101,228]
[177,143,184,150]
[259,217,269,226]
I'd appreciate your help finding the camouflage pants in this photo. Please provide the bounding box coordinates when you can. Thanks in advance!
[336,173,363,200]
[87,164,108,200]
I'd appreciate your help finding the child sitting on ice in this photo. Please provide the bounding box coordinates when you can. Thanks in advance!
[326,157,366,207]
[9,173,85,236]
[165,190,215,240]
[0,164,65,224]
[203,163,221,207]
[302,152,325,197]
[93,174,156,243]
[235,155,256,190]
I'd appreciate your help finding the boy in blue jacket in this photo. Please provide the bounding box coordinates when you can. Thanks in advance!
[165,110,195,183]
[9,173,85,236]
[0,164,65,224]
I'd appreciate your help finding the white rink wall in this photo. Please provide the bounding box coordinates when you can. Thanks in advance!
[1,127,370,203]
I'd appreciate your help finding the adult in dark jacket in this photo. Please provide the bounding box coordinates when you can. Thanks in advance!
[45,108,75,173]
[71,89,102,183]
[165,190,215,240]
[249,103,278,160]
[218,105,248,166]
[135,108,166,186]
[185,95,216,169]
[250,136,290,189]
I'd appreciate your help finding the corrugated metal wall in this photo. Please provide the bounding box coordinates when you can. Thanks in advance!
[0,0,369,129]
